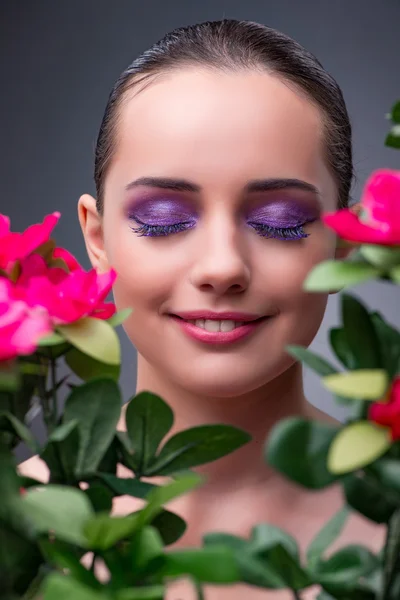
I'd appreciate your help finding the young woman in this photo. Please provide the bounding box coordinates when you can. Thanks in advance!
[22,19,382,599]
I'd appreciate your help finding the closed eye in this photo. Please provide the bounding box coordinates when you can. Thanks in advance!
[248,220,316,240]
[129,216,195,237]
[129,215,316,240]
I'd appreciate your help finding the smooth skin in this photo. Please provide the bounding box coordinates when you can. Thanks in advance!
[21,69,382,599]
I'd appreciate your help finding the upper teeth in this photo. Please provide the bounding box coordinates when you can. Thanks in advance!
[188,319,243,332]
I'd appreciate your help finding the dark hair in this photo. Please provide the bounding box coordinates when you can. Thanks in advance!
[94,19,353,213]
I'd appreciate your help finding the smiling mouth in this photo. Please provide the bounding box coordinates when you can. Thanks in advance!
[172,315,267,333]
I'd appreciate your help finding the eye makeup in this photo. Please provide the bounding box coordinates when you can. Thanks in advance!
[126,197,198,237]
[245,198,319,240]
[126,193,320,240]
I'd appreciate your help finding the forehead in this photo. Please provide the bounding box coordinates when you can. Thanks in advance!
[109,69,335,205]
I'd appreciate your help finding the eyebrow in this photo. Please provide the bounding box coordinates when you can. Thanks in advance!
[125,176,320,196]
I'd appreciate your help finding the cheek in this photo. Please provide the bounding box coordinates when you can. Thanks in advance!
[277,229,334,345]
[104,226,185,313]
[258,226,335,316]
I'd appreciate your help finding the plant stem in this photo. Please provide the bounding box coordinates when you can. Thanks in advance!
[50,355,58,425]
[381,508,400,600]
[193,580,205,600]
[291,591,302,600]
[37,360,53,435]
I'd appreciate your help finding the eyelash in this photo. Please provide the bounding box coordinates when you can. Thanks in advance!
[129,217,313,240]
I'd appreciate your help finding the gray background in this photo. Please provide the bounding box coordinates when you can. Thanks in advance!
[1,0,399,458]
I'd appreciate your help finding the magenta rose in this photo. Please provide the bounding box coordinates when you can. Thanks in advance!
[323,169,400,246]
[16,254,116,324]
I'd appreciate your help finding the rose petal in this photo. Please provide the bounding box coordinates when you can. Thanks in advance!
[363,170,400,232]
[323,209,400,245]
[53,247,81,272]
[0,214,10,237]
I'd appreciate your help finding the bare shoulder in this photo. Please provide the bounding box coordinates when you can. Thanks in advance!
[18,454,49,483]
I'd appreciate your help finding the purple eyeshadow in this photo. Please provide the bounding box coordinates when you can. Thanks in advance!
[126,195,319,240]
[247,199,319,229]
[127,198,198,226]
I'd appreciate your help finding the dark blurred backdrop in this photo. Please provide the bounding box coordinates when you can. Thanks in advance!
[1,0,399,458]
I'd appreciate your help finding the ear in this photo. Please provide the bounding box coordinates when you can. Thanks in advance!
[78,194,110,272]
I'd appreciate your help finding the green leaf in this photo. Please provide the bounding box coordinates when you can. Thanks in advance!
[343,471,398,523]
[386,126,400,149]
[85,483,114,513]
[341,294,382,369]
[250,524,300,560]
[94,472,156,499]
[0,411,39,452]
[329,327,356,370]
[139,473,203,526]
[107,307,133,327]
[313,545,379,592]
[328,421,391,474]
[146,424,251,477]
[19,485,93,546]
[265,543,312,590]
[18,475,43,488]
[38,332,65,346]
[63,378,122,475]
[266,417,339,489]
[129,526,164,575]
[390,101,400,123]
[97,434,119,475]
[304,260,379,291]
[286,345,337,376]
[41,420,80,483]
[0,520,43,596]
[360,245,400,269]
[306,508,349,567]
[158,547,239,583]
[0,444,24,516]
[115,586,164,600]
[125,392,174,475]
[288,343,352,406]
[203,532,248,552]
[150,509,187,545]
[115,429,139,472]
[369,458,400,495]
[322,369,388,399]
[203,533,293,589]
[390,264,400,283]
[58,316,120,365]
[41,573,106,600]
[83,512,140,550]
[8,370,39,423]
[39,538,101,589]
[65,347,120,381]
[0,364,19,391]
[371,312,400,379]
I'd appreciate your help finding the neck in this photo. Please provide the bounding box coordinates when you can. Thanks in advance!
[121,357,318,492]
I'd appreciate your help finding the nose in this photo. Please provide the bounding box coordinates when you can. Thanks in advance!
[189,218,251,296]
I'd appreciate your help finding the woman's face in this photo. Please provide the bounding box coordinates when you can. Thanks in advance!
[81,69,340,397]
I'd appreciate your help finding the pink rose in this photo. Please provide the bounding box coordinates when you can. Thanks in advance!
[0,212,60,272]
[323,169,400,246]
[17,254,116,325]
[0,278,52,361]
[52,247,81,272]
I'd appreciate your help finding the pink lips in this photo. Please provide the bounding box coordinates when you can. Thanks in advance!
[169,311,268,345]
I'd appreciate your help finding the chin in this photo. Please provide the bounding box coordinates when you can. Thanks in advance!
[171,354,297,399]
